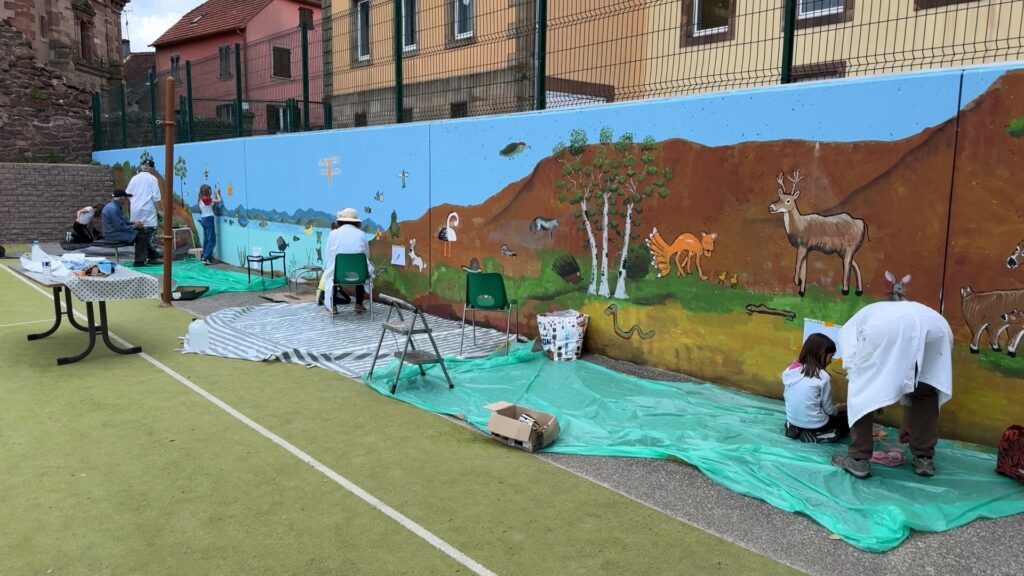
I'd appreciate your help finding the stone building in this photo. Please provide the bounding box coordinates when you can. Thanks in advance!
[0,0,130,92]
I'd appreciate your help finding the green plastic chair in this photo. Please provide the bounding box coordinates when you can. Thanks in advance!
[460,272,518,356]
[332,253,374,321]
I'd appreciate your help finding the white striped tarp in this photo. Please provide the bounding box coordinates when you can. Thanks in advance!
[184,302,513,377]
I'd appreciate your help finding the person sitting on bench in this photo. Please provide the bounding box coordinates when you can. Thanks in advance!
[101,189,161,267]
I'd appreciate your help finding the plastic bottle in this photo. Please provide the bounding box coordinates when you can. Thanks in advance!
[30,240,44,262]
[42,259,52,281]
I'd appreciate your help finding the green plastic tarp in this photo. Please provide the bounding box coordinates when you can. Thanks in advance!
[130,260,286,296]
[364,347,1024,552]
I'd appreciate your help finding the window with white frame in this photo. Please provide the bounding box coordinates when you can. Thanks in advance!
[693,0,730,36]
[402,0,417,51]
[798,0,844,19]
[454,0,474,40]
[355,0,370,61]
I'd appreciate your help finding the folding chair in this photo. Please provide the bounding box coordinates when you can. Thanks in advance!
[332,253,374,321]
[368,294,454,395]
[460,272,518,356]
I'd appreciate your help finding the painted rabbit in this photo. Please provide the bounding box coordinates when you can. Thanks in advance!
[885,271,911,301]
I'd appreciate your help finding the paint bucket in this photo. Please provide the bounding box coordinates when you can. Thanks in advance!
[537,310,589,362]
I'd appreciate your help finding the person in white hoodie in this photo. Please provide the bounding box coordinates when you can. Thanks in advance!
[832,301,954,479]
[783,333,848,444]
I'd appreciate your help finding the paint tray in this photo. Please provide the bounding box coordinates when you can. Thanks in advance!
[171,285,210,301]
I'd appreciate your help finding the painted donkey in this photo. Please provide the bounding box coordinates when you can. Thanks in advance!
[768,170,867,297]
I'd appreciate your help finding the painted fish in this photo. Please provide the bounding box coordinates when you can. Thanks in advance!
[292,235,300,242]
[258,220,268,228]
[228,219,234,226]
[238,217,249,228]
[276,236,289,251]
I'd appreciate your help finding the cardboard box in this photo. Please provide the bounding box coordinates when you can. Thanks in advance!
[484,401,560,453]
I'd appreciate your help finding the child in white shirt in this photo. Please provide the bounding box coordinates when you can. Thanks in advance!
[782,333,848,443]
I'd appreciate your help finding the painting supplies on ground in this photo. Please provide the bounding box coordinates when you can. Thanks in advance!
[484,401,560,453]
[537,310,589,362]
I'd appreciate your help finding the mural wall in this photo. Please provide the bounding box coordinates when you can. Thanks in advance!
[94,64,1024,446]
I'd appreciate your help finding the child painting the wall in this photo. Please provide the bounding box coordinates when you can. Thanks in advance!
[783,333,849,444]
[198,184,222,264]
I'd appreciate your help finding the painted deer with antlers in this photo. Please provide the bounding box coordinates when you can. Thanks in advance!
[768,170,867,297]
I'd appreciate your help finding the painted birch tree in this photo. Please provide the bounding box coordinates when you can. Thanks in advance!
[554,128,672,299]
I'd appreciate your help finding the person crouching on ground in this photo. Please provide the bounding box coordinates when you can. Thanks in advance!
[70,205,99,243]
[101,189,160,266]
[783,333,848,444]
[832,301,954,479]
[198,184,222,264]
[323,208,374,314]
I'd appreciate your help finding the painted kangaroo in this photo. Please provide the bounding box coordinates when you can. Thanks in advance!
[768,170,867,297]
[645,228,718,281]
[960,287,1024,353]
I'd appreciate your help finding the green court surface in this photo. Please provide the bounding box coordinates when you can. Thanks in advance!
[0,265,798,576]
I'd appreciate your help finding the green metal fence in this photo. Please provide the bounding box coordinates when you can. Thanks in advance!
[94,0,1024,150]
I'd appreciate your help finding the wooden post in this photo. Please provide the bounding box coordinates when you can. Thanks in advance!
[162,76,176,305]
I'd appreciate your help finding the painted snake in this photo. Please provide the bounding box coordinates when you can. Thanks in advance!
[604,304,656,340]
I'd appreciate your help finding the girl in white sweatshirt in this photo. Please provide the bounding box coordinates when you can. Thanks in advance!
[783,333,848,443]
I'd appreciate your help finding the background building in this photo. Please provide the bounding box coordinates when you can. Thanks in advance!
[0,0,130,92]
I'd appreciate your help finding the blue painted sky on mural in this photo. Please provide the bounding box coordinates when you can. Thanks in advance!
[94,65,1011,217]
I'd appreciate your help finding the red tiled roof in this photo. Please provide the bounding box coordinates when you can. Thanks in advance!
[151,0,320,48]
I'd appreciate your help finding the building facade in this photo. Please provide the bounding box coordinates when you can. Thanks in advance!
[323,0,1024,126]
[0,0,129,92]
[151,0,322,135]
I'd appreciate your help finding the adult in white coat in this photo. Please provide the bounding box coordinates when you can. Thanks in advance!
[323,208,374,314]
[126,158,163,260]
[832,301,954,478]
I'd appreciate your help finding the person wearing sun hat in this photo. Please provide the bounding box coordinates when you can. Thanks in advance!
[322,208,374,314]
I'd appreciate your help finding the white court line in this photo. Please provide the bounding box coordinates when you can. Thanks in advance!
[0,319,51,329]
[0,265,497,576]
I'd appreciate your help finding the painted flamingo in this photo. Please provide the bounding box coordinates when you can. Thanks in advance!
[437,211,460,257]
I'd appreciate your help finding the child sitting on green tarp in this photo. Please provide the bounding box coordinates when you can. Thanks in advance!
[782,333,849,444]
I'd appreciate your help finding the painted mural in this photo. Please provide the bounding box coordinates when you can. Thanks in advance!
[94,64,1024,446]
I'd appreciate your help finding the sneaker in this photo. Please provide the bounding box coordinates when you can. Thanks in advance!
[912,456,935,477]
[831,454,871,479]
[354,303,367,314]
[784,422,800,439]
[201,259,210,265]
[146,259,163,266]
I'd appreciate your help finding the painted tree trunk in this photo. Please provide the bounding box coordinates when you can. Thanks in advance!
[580,195,599,295]
[598,194,611,298]
[613,203,634,300]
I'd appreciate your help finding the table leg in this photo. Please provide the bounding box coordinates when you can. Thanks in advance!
[57,302,97,365]
[98,301,142,355]
[28,286,63,341]
[63,287,93,332]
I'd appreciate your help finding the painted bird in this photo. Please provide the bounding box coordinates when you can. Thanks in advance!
[398,170,410,188]
[499,141,528,158]
[729,273,739,289]
[374,191,384,202]
[717,271,727,285]
[500,244,517,257]
[364,206,372,214]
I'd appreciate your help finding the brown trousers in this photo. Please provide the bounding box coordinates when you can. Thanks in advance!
[849,382,939,460]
